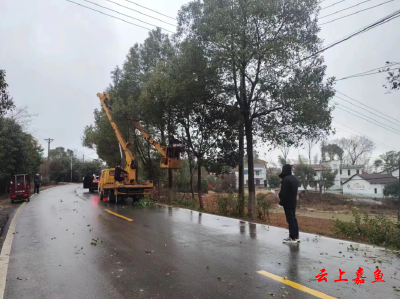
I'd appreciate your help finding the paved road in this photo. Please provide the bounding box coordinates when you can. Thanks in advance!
[3,185,400,298]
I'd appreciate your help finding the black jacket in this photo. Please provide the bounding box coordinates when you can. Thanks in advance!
[34,177,41,185]
[278,164,299,209]
[114,166,128,180]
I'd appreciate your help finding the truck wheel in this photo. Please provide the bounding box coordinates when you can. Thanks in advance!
[108,191,115,202]
[10,199,14,204]
[27,198,30,202]
[90,187,94,194]
[99,190,103,200]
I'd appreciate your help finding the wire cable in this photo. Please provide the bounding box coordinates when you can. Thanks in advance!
[120,0,176,20]
[334,62,400,81]
[79,0,174,32]
[105,0,176,26]
[335,67,400,80]
[320,0,373,19]
[334,95,400,128]
[296,10,400,64]
[320,0,395,25]
[333,120,399,151]
[321,0,346,10]
[334,127,394,151]
[334,105,400,136]
[65,0,151,31]
[335,90,400,124]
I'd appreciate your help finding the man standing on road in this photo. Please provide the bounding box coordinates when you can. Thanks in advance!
[114,163,128,184]
[34,174,41,194]
[278,164,300,243]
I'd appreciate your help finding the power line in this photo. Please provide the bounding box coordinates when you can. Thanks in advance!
[334,105,400,136]
[334,62,400,81]
[321,0,346,10]
[335,90,400,124]
[333,121,398,151]
[334,127,393,151]
[333,102,400,134]
[320,0,373,19]
[105,0,176,27]
[320,0,395,25]
[79,0,175,33]
[335,67,400,80]
[65,0,151,31]
[334,95,400,128]
[120,0,176,20]
[295,10,400,64]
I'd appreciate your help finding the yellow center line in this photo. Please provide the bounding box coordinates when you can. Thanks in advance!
[79,196,86,201]
[257,270,336,299]
[103,209,133,222]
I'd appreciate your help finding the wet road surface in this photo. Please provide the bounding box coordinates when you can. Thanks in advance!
[4,185,400,298]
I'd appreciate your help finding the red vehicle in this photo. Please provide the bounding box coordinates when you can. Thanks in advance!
[10,174,31,203]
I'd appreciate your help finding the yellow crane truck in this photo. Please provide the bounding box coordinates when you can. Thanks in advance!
[96,92,182,203]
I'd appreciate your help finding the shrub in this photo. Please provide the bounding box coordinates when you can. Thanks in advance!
[41,177,50,186]
[268,175,281,189]
[334,209,400,249]
[134,196,155,208]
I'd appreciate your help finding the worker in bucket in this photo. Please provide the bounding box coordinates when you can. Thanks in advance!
[279,164,300,244]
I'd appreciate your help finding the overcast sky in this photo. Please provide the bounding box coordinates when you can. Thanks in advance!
[1,0,399,166]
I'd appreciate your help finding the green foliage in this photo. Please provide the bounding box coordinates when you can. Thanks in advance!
[382,61,400,92]
[383,181,399,198]
[268,175,281,189]
[321,143,344,161]
[0,70,15,115]
[293,163,315,191]
[41,177,50,186]
[256,194,270,222]
[334,209,400,249]
[134,196,155,208]
[379,151,400,170]
[0,117,43,193]
[175,197,197,209]
[217,193,240,216]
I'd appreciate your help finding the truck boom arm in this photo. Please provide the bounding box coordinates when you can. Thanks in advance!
[97,93,138,180]
[128,117,167,157]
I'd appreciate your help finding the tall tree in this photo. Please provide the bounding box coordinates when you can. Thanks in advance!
[305,137,318,165]
[337,136,375,165]
[373,159,383,173]
[178,0,335,218]
[378,151,400,170]
[0,70,15,115]
[278,141,291,165]
[293,162,314,193]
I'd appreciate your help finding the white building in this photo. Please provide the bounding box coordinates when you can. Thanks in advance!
[234,159,268,188]
[342,173,397,197]
[292,160,364,191]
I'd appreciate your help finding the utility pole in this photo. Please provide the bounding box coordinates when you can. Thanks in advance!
[70,154,73,183]
[43,138,54,179]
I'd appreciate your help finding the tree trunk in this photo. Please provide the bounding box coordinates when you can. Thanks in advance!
[189,158,195,199]
[197,159,203,209]
[244,118,255,219]
[238,121,245,216]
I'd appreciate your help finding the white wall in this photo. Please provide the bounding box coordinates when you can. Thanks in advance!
[235,166,267,188]
[392,169,399,178]
[342,175,385,197]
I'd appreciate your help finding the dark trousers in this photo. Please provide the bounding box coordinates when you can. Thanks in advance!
[284,207,299,239]
[115,177,124,182]
[34,184,40,194]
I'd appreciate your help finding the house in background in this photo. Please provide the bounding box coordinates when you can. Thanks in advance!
[292,160,364,191]
[234,159,268,188]
[379,167,399,178]
[342,173,397,197]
